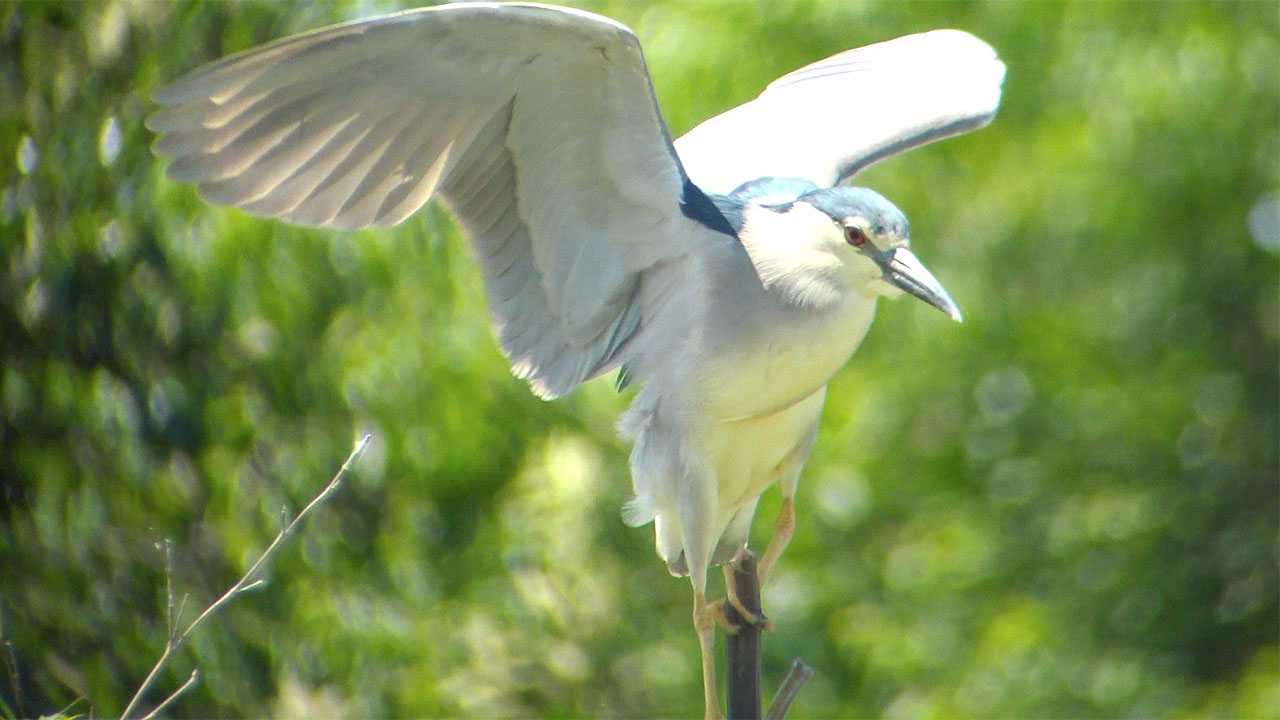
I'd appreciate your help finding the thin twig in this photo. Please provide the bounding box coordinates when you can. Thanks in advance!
[138,669,198,720]
[50,697,85,720]
[120,434,371,720]
[163,540,177,641]
[238,579,267,594]
[765,658,815,720]
[3,639,25,720]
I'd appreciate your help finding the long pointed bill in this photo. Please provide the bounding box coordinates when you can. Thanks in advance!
[882,248,963,322]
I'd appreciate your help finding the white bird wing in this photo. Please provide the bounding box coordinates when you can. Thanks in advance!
[675,29,1006,194]
[149,2,703,399]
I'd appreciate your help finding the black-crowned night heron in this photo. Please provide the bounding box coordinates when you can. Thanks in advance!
[149,3,1005,717]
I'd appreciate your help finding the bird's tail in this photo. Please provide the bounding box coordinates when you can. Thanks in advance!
[621,494,654,527]
[617,391,658,527]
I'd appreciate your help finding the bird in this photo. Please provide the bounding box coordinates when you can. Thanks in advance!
[147,3,1005,717]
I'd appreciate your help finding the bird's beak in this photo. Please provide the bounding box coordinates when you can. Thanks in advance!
[881,248,963,322]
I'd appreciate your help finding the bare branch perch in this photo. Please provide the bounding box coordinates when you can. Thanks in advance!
[120,434,372,720]
[723,551,815,720]
[725,552,762,720]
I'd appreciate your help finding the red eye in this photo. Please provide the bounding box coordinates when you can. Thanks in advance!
[845,226,867,247]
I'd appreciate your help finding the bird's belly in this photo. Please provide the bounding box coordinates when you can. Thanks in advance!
[705,389,827,511]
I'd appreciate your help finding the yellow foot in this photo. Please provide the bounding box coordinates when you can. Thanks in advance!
[707,597,771,634]
[719,563,772,631]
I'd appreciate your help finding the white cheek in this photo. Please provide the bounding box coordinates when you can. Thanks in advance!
[843,250,887,290]
[741,206,842,275]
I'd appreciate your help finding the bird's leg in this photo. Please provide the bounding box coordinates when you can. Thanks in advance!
[680,462,722,717]
[692,589,723,720]
[756,495,795,588]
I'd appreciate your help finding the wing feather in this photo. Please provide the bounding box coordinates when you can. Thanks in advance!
[153,3,700,398]
[675,29,1005,193]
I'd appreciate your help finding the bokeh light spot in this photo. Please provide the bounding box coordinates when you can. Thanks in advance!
[1247,192,1280,253]
[975,367,1033,424]
[99,116,122,166]
[16,135,37,175]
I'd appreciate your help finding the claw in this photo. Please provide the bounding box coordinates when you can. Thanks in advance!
[723,593,771,631]
[705,598,743,635]
[706,596,771,635]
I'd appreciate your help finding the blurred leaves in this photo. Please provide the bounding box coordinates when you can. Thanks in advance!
[1,1,1277,718]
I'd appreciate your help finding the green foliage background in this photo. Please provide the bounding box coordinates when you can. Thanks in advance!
[2,1,1277,717]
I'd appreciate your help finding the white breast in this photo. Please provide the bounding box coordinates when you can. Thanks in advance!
[695,229,879,422]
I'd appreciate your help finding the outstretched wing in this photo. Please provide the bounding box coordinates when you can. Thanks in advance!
[150,2,701,399]
[675,29,1006,194]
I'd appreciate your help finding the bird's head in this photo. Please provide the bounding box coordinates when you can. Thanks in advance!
[784,186,962,321]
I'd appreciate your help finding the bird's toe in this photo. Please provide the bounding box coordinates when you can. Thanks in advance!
[709,596,771,633]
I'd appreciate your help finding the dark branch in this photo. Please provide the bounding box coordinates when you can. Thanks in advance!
[725,552,762,720]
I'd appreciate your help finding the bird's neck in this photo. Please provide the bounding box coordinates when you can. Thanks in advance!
[737,204,850,311]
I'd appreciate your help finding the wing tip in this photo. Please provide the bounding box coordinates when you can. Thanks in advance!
[920,28,1007,92]
[144,109,168,133]
[922,28,999,55]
